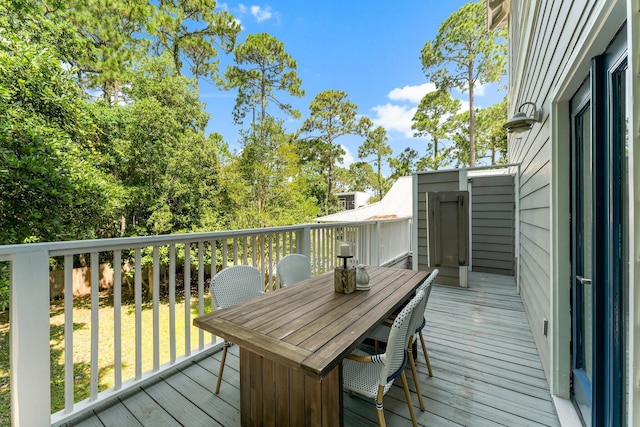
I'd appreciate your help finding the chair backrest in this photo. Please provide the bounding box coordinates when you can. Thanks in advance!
[380,289,425,384]
[211,265,264,309]
[419,268,439,292]
[417,270,437,307]
[276,254,312,287]
[415,269,438,332]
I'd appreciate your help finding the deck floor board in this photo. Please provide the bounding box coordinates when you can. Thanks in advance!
[70,272,560,427]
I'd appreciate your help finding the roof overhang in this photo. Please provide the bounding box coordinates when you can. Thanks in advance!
[485,0,510,30]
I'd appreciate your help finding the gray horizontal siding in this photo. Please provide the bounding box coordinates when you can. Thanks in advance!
[507,0,597,383]
[471,175,515,276]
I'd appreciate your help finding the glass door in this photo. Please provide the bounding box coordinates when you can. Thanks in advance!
[569,28,628,426]
[570,83,592,426]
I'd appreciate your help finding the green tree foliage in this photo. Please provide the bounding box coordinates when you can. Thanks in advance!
[61,0,149,103]
[223,33,304,125]
[299,90,369,215]
[295,138,335,213]
[412,89,460,170]
[358,124,392,199]
[0,19,119,243]
[90,53,227,236]
[337,162,376,195]
[420,1,506,167]
[231,118,318,227]
[388,148,419,179]
[221,33,307,225]
[476,97,508,164]
[0,0,320,247]
[149,0,240,80]
[448,110,471,167]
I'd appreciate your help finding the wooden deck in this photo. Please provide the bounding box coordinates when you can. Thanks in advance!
[70,272,560,427]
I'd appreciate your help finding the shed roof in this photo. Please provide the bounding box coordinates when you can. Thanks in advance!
[315,176,412,222]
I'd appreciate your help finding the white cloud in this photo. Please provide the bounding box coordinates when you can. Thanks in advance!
[370,82,474,139]
[453,82,487,97]
[371,103,418,138]
[250,5,273,22]
[387,83,436,103]
[339,145,354,167]
[234,4,275,24]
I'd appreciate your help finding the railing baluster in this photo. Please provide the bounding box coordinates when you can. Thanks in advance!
[198,241,205,348]
[169,244,176,363]
[209,240,216,344]
[242,237,248,264]
[313,229,318,273]
[261,235,266,282]
[329,227,335,270]
[222,238,228,268]
[184,243,191,355]
[268,234,273,291]
[64,255,74,412]
[212,238,217,273]
[153,246,160,371]
[134,248,142,380]
[233,238,238,265]
[113,249,122,390]
[252,236,258,267]
[90,252,99,400]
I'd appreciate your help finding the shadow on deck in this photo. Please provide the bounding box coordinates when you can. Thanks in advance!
[70,272,560,427]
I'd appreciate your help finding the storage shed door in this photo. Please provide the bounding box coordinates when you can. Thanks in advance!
[470,175,515,275]
[427,191,469,268]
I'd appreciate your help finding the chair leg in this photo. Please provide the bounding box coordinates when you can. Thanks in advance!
[375,385,386,427]
[400,371,418,427]
[408,351,425,411]
[419,331,433,377]
[215,341,229,394]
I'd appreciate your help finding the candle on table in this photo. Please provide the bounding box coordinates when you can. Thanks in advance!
[339,243,351,257]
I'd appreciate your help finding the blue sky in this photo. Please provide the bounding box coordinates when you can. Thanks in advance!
[200,1,505,175]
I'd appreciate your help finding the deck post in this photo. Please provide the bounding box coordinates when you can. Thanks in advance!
[11,250,51,425]
[296,225,311,258]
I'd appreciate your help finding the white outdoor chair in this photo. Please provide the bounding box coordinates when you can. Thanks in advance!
[210,265,263,394]
[276,253,311,287]
[414,269,439,377]
[342,289,426,427]
[367,268,439,411]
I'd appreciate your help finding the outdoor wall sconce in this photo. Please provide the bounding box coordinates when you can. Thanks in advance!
[503,102,543,134]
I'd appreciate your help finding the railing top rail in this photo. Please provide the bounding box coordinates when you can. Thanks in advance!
[0,218,412,257]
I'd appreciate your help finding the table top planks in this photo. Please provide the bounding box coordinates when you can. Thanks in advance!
[194,266,430,378]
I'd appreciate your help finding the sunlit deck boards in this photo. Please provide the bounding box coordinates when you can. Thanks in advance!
[70,272,559,427]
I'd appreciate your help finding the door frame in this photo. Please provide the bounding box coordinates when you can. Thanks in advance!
[569,80,593,424]
[564,23,627,427]
[549,0,627,403]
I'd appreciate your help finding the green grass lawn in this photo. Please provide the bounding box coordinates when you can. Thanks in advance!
[0,291,214,422]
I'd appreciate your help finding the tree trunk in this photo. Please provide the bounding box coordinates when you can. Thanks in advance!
[120,215,126,237]
[468,66,476,167]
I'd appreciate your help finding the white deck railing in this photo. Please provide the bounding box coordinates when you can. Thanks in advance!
[0,218,412,426]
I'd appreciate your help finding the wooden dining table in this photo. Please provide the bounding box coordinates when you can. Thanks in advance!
[194,265,430,427]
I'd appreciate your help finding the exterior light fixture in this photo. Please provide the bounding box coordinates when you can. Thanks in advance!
[503,102,543,134]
